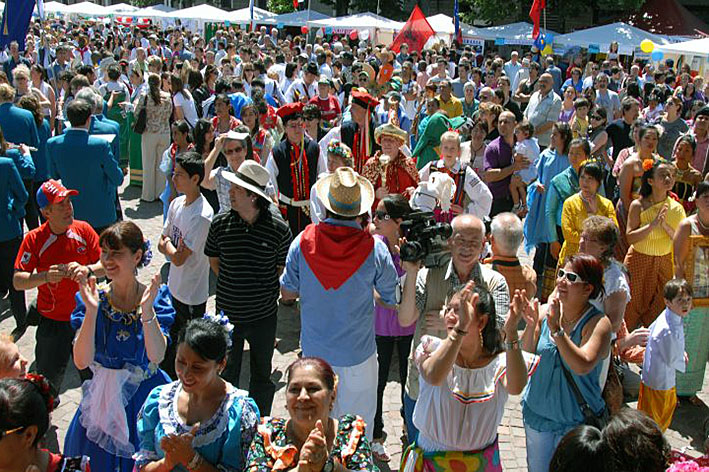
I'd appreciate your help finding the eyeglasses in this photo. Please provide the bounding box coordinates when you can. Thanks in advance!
[0,426,24,441]
[557,268,585,284]
[374,210,391,221]
[223,147,244,154]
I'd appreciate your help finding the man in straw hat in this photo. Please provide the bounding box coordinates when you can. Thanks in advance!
[266,102,322,235]
[205,160,292,415]
[280,167,399,440]
[362,122,419,210]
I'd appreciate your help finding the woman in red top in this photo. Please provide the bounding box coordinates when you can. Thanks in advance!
[362,123,419,210]
[0,375,89,471]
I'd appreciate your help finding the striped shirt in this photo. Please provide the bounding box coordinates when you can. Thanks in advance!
[205,206,292,323]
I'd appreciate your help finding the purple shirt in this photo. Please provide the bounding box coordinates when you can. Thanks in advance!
[483,136,514,200]
[374,235,415,337]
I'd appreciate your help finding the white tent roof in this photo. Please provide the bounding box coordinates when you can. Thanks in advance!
[131,4,176,17]
[104,3,139,13]
[163,4,229,21]
[63,1,109,15]
[261,10,331,26]
[657,37,709,56]
[227,6,277,23]
[477,22,556,44]
[307,12,404,32]
[426,13,483,37]
[554,22,671,54]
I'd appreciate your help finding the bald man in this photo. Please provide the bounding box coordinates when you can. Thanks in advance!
[523,72,562,149]
[397,214,510,444]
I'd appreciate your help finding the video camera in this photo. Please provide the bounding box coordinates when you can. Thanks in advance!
[399,211,452,268]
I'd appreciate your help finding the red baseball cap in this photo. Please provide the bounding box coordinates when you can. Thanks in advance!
[36,180,79,209]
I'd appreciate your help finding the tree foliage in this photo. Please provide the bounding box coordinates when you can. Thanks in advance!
[268,0,296,14]
[318,0,405,20]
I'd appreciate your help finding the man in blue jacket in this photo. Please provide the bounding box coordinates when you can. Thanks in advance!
[48,99,123,234]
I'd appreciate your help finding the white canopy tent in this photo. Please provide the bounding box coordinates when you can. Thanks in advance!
[656,37,709,55]
[130,4,176,18]
[227,7,278,24]
[477,22,556,45]
[104,3,140,13]
[425,14,484,49]
[63,1,110,16]
[307,12,403,43]
[160,4,230,22]
[261,10,331,26]
[554,22,671,55]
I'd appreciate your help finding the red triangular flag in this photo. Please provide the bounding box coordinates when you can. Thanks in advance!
[390,5,435,53]
[529,0,546,39]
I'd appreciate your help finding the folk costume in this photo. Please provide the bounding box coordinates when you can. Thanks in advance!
[267,103,320,235]
[341,90,380,174]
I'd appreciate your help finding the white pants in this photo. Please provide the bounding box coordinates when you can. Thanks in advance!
[141,131,170,201]
[331,353,378,441]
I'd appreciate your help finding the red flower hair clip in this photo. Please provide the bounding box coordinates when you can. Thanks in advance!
[25,373,56,413]
[642,158,655,172]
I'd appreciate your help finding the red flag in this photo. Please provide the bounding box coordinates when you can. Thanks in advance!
[390,5,435,53]
[293,0,298,9]
[529,0,546,39]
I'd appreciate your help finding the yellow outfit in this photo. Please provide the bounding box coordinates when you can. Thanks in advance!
[437,94,463,118]
[638,384,677,432]
[633,197,686,256]
[571,115,589,139]
[558,193,618,266]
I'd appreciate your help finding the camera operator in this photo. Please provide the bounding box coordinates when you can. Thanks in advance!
[397,214,510,445]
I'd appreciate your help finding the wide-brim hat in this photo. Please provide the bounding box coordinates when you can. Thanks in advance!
[374,122,407,145]
[360,62,375,83]
[222,160,271,202]
[315,167,374,217]
[376,48,394,64]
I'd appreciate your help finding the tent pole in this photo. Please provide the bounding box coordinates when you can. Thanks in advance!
[543,5,546,35]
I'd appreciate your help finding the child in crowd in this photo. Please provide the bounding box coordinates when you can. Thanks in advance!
[158,151,214,379]
[419,131,492,222]
[0,333,28,379]
[570,97,590,139]
[638,278,691,432]
[509,120,539,215]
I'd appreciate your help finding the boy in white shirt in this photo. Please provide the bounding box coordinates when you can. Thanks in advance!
[509,120,540,215]
[158,151,214,379]
[638,278,691,432]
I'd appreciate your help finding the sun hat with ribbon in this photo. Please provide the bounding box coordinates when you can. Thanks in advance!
[222,160,271,202]
[315,167,374,217]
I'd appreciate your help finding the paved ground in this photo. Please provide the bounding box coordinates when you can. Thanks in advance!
[1,180,707,470]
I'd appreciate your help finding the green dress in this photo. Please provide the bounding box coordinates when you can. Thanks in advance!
[104,90,130,169]
[127,94,146,187]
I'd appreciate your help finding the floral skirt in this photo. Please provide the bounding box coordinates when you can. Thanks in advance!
[400,438,502,472]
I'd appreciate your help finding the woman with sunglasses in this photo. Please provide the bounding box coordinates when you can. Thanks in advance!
[367,194,414,461]
[624,159,685,331]
[588,107,608,165]
[521,254,612,472]
[0,375,89,471]
[657,96,689,160]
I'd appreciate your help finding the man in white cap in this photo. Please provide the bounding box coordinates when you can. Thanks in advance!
[204,160,293,416]
[280,167,399,440]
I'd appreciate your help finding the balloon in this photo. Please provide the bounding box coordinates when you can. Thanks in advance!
[640,39,655,53]
[349,30,358,40]
[359,29,369,41]
[301,26,308,34]
[651,50,664,61]
[377,63,394,85]
[542,44,553,56]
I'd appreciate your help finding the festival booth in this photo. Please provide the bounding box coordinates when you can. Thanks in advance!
[477,22,556,46]
[153,4,231,32]
[307,13,404,45]
[104,3,140,14]
[425,13,485,53]
[261,10,331,27]
[226,7,278,26]
[656,37,709,77]
[553,22,671,56]
[133,4,176,17]
[62,1,109,18]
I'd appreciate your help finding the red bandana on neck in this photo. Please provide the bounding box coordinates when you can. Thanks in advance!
[300,223,374,290]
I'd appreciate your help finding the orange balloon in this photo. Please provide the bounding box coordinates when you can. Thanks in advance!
[378,63,394,85]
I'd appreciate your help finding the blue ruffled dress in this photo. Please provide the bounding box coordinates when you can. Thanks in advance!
[134,381,260,471]
[64,284,175,472]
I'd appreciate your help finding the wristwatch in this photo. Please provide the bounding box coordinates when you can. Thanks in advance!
[322,458,335,472]
[551,327,565,338]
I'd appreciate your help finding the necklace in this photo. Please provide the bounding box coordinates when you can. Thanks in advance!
[698,215,709,232]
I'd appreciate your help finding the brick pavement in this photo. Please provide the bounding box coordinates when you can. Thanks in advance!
[1,180,707,471]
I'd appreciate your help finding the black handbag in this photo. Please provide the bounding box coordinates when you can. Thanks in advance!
[132,95,147,134]
[560,355,611,429]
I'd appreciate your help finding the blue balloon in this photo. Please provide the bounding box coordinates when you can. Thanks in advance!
[651,50,664,61]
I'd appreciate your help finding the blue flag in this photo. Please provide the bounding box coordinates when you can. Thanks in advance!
[1,0,36,50]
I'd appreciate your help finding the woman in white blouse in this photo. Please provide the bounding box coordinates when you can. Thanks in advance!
[401,282,538,472]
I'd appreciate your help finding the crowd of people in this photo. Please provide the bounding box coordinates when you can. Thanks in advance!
[0,13,708,472]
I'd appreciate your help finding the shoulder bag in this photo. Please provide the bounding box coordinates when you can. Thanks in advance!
[559,354,611,429]
[132,94,148,134]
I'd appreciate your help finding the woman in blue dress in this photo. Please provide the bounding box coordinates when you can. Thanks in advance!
[64,221,175,472]
[134,316,260,472]
[523,122,572,301]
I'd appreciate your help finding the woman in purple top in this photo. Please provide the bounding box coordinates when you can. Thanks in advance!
[370,194,415,462]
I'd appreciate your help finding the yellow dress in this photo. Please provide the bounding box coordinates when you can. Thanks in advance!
[558,193,618,267]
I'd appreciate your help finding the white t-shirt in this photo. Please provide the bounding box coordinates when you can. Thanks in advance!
[162,195,214,305]
[173,91,198,127]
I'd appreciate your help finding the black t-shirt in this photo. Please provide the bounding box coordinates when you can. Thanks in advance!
[605,119,633,161]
